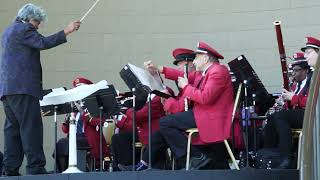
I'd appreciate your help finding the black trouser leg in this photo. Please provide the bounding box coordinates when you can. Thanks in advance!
[159,111,201,159]
[263,114,278,148]
[3,97,24,175]
[273,109,304,156]
[111,132,139,170]
[3,95,46,175]
[141,131,168,167]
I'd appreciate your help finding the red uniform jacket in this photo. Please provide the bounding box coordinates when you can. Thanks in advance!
[162,62,234,143]
[61,115,109,159]
[163,93,185,114]
[163,70,202,114]
[116,96,165,145]
[82,115,109,160]
[284,82,309,109]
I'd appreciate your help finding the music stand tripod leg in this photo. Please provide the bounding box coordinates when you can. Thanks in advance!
[54,106,58,173]
[148,93,152,169]
[99,106,103,172]
[132,88,136,171]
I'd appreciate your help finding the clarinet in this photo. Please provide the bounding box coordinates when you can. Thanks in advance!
[274,21,289,90]
[184,64,189,111]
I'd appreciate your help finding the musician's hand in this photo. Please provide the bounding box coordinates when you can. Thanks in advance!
[282,89,294,101]
[64,20,81,36]
[144,60,163,75]
[178,77,188,89]
[74,101,85,114]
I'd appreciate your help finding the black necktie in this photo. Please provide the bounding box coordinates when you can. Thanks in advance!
[295,82,301,95]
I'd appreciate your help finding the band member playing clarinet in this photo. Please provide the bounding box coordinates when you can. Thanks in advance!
[0,3,80,175]
[163,48,196,114]
[263,50,314,169]
[119,42,234,171]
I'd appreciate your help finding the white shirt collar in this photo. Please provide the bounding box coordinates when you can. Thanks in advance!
[202,64,213,76]
[295,77,307,94]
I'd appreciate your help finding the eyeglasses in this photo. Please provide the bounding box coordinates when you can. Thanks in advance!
[292,68,303,72]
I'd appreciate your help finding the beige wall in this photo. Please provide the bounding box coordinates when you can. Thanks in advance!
[1,0,320,173]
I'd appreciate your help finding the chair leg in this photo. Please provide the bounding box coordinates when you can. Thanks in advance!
[224,140,240,170]
[172,157,175,170]
[185,132,193,170]
[297,132,302,170]
[140,146,145,161]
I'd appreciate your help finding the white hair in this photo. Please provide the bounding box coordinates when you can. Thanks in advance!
[16,3,47,22]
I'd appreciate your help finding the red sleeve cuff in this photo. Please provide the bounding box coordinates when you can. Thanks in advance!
[291,95,299,106]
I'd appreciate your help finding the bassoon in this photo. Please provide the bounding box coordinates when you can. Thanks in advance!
[274,21,289,90]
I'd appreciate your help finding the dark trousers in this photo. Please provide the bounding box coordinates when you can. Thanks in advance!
[141,131,170,168]
[159,111,201,159]
[111,132,140,170]
[55,134,89,173]
[263,109,304,156]
[142,111,228,169]
[2,95,46,175]
[141,111,201,165]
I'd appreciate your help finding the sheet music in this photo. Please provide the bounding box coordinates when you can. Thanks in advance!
[127,63,165,92]
[40,80,109,106]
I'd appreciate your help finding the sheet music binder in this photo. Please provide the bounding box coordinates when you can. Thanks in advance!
[228,55,275,114]
[83,85,120,117]
[120,63,171,98]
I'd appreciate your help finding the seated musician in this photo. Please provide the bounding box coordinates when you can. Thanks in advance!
[55,77,94,172]
[119,42,234,171]
[57,77,109,171]
[263,52,313,169]
[111,87,174,171]
[303,36,320,68]
[73,77,110,167]
[163,48,196,114]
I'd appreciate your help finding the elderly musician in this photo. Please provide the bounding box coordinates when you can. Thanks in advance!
[303,36,320,68]
[0,3,80,175]
[119,42,234,171]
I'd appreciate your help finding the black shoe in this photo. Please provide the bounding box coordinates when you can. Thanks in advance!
[189,153,211,170]
[2,171,21,177]
[276,157,291,169]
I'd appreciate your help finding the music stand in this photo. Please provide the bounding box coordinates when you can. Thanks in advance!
[83,85,120,171]
[41,88,72,173]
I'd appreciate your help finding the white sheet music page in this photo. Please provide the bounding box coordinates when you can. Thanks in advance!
[40,80,109,106]
[127,63,165,92]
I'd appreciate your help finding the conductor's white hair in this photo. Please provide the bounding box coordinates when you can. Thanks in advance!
[16,3,47,22]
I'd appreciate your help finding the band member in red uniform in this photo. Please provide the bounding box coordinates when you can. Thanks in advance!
[111,87,173,171]
[163,48,196,114]
[263,52,313,169]
[55,110,89,172]
[72,77,110,167]
[120,42,234,171]
[303,36,320,68]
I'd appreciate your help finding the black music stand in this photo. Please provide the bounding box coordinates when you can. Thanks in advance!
[228,55,277,168]
[41,102,73,173]
[83,85,120,171]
